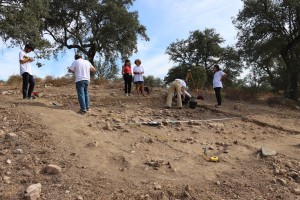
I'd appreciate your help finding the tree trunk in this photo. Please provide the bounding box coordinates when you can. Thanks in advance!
[287,71,299,101]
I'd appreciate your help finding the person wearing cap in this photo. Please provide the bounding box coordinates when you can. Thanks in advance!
[122,59,133,96]
[165,79,187,109]
[133,59,146,96]
[19,44,35,99]
[68,53,96,114]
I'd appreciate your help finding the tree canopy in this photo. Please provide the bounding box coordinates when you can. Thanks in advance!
[233,0,300,100]
[0,0,149,66]
[165,28,242,87]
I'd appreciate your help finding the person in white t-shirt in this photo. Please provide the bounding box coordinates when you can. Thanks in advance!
[19,44,35,99]
[165,79,187,109]
[68,54,96,114]
[133,59,146,96]
[212,64,226,108]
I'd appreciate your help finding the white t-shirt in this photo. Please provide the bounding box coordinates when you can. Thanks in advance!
[175,79,187,88]
[133,65,144,82]
[213,70,225,88]
[69,58,93,82]
[19,50,32,75]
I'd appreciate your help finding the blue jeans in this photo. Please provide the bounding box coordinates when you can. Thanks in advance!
[76,80,89,111]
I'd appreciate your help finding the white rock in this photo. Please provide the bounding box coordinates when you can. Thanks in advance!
[25,183,42,200]
[261,147,277,157]
[13,149,24,154]
[3,176,11,183]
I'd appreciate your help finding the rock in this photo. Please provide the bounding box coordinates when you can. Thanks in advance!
[154,184,162,190]
[25,183,42,200]
[13,149,24,154]
[110,92,118,97]
[292,188,300,195]
[261,147,277,157]
[276,178,287,186]
[216,181,221,185]
[76,196,84,200]
[104,122,113,131]
[6,159,11,164]
[5,132,18,139]
[42,164,61,175]
[86,141,99,148]
[3,176,11,184]
[0,130,5,137]
[287,171,299,179]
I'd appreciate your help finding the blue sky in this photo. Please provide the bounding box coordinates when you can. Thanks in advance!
[0,0,243,81]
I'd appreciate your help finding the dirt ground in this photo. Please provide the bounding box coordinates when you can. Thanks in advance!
[0,82,299,200]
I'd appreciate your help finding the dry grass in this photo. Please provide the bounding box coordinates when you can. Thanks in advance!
[6,75,22,87]
[224,87,259,102]
[43,75,74,86]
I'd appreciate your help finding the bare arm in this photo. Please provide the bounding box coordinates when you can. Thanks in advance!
[90,66,96,73]
[19,58,33,64]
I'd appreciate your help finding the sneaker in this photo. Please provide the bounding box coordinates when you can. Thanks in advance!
[86,108,91,112]
[164,105,171,109]
[78,110,87,115]
[125,93,128,96]
[215,105,221,108]
[27,96,36,99]
[128,93,132,96]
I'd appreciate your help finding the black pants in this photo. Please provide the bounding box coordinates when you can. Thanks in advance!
[214,87,222,105]
[22,72,35,99]
[123,73,132,94]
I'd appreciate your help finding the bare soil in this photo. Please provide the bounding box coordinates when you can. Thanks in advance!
[0,83,299,200]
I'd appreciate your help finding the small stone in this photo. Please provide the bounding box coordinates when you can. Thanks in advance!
[6,159,11,164]
[261,147,277,157]
[25,183,42,200]
[86,141,98,148]
[216,181,221,185]
[76,196,84,200]
[292,188,300,195]
[276,178,287,186]
[104,122,113,131]
[154,184,162,190]
[42,164,61,175]
[5,132,18,138]
[3,176,11,183]
[288,171,299,179]
[13,149,24,154]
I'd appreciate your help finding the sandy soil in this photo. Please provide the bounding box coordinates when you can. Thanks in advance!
[0,82,299,200]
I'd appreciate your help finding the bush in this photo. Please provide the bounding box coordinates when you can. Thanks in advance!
[224,87,259,102]
[43,76,74,86]
[6,75,22,86]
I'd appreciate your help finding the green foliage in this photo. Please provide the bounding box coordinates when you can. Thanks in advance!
[94,59,119,80]
[164,64,207,89]
[0,0,149,67]
[143,75,164,87]
[165,28,243,86]
[233,0,300,100]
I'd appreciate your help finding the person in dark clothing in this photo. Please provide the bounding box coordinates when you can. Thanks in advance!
[122,59,133,96]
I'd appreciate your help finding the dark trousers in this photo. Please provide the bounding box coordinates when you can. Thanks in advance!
[123,73,132,94]
[214,87,222,105]
[22,72,35,99]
